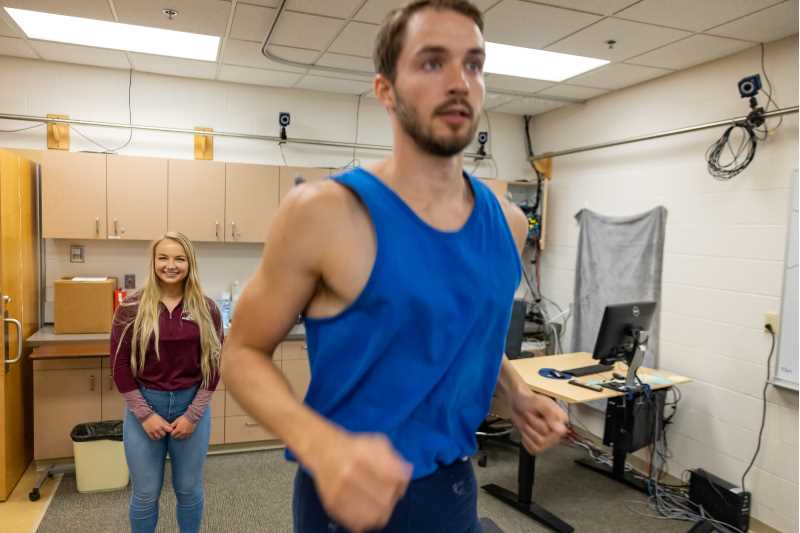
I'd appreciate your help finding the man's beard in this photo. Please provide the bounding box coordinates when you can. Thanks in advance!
[394,89,479,157]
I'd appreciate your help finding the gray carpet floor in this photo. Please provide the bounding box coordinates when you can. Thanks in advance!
[38,443,690,533]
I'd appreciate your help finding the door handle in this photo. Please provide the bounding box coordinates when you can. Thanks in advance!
[3,317,22,364]
[231,221,237,240]
[95,217,100,236]
[215,221,220,240]
[114,218,119,236]
[89,374,96,391]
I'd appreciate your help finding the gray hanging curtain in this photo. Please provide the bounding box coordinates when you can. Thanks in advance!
[571,206,667,368]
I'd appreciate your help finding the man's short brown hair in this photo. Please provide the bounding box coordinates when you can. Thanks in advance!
[373,0,484,83]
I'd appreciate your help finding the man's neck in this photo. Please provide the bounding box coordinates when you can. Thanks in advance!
[371,138,469,206]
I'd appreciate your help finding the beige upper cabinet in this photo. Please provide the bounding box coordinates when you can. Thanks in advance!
[225,163,279,243]
[107,155,167,240]
[168,159,225,242]
[42,151,107,239]
[279,166,329,203]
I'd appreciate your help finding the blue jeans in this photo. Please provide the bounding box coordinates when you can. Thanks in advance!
[293,458,481,533]
[123,385,211,533]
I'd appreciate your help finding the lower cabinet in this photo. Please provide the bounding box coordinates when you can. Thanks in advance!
[33,339,311,459]
[34,359,102,460]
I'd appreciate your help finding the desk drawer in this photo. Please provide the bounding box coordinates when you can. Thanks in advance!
[225,416,276,443]
[210,417,224,445]
[34,358,101,371]
[210,389,225,418]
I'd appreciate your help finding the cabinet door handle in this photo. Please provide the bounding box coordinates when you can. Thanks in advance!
[107,375,113,391]
[231,221,237,240]
[215,221,220,240]
[3,317,22,364]
[114,218,119,236]
[95,217,100,236]
[244,420,260,427]
[89,374,96,391]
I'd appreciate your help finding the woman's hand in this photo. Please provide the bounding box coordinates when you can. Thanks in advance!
[141,414,173,440]
[171,415,197,440]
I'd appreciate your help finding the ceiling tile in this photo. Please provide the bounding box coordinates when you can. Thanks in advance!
[267,44,321,64]
[354,0,498,24]
[1,0,113,20]
[536,84,608,100]
[316,52,375,73]
[528,1,642,16]
[129,52,217,79]
[354,0,418,24]
[484,0,601,49]
[484,91,516,110]
[295,74,373,95]
[112,0,231,36]
[230,3,276,41]
[707,0,799,43]
[236,0,279,6]
[270,11,345,50]
[626,34,754,70]
[616,0,782,32]
[547,17,690,62]
[328,21,379,58]
[29,40,130,69]
[218,64,302,87]
[485,73,554,93]
[285,0,363,18]
[492,97,567,115]
[223,39,314,72]
[0,35,37,58]
[566,62,671,89]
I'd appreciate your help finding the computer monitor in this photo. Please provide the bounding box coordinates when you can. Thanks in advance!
[505,299,527,359]
[565,301,657,385]
[593,301,656,365]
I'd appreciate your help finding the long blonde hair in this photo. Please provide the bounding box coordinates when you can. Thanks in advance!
[113,232,221,389]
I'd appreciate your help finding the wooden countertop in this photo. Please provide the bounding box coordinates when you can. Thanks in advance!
[27,324,306,347]
[30,341,110,360]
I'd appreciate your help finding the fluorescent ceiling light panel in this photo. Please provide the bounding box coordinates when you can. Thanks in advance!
[4,7,219,61]
[485,42,608,82]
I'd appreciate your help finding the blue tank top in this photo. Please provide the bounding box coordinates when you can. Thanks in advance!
[288,167,521,479]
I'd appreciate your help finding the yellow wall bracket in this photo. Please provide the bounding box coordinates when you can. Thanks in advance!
[194,127,214,160]
[532,156,552,180]
[46,114,70,150]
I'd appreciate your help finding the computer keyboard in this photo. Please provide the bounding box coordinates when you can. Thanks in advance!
[564,363,614,377]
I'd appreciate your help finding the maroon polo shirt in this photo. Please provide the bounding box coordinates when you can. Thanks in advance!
[111,296,223,393]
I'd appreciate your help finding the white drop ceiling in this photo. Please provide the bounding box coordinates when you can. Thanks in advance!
[0,0,796,115]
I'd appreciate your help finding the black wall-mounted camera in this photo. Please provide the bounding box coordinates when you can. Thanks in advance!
[737,74,762,98]
[476,131,488,157]
[279,112,290,141]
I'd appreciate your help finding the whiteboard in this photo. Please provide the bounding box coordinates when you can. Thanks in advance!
[774,169,799,390]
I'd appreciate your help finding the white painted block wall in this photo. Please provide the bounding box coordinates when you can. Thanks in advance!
[533,36,798,532]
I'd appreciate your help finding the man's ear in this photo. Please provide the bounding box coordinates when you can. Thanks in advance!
[374,73,396,113]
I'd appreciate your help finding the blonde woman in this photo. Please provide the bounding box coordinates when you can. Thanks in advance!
[111,232,222,533]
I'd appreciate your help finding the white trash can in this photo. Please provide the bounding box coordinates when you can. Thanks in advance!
[71,420,129,493]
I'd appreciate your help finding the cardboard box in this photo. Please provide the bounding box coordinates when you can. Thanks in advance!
[54,277,117,334]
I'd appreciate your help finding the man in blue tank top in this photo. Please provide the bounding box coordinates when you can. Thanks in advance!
[223,1,568,532]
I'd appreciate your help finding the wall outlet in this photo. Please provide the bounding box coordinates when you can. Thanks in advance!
[764,312,779,335]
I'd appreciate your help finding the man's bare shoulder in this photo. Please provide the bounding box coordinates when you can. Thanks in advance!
[278,178,364,231]
[486,186,528,252]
